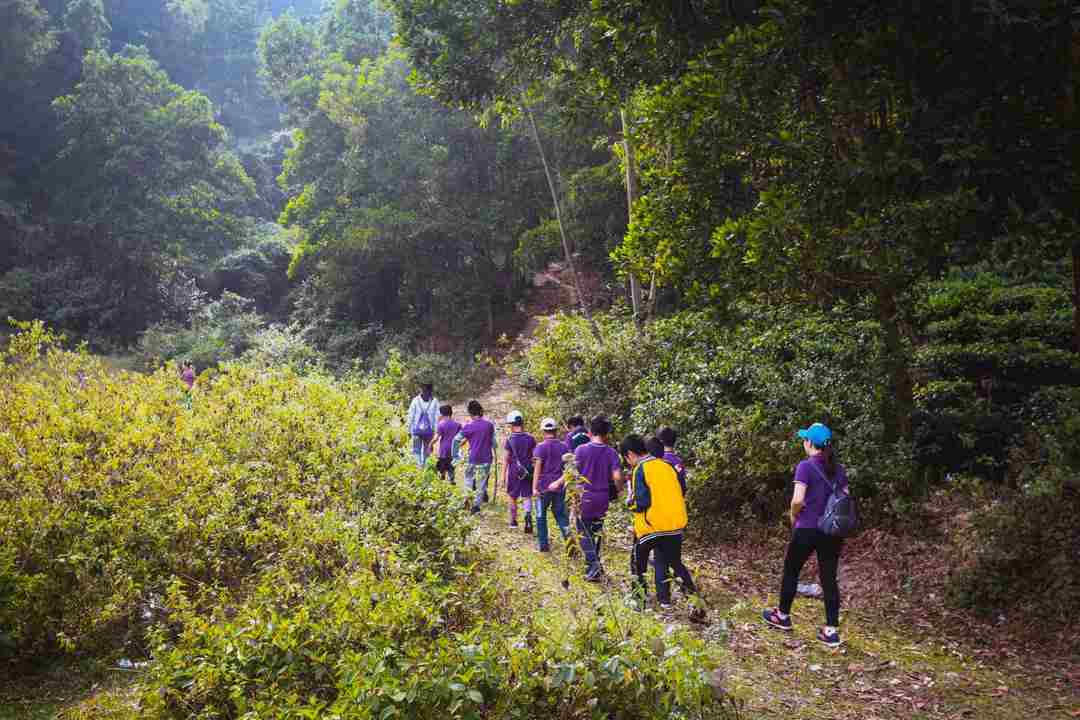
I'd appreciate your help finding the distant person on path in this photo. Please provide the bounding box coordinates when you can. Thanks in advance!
[432,404,461,483]
[573,415,621,581]
[622,434,704,619]
[180,361,196,390]
[762,422,848,648]
[564,416,589,451]
[457,400,496,512]
[502,411,536,532]
[406,382,439,468]
[532,417,571,551]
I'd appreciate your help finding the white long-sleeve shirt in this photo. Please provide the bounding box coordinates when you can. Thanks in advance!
[406,394,439,436]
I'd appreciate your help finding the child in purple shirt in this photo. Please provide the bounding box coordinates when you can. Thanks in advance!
[532,417,571,551]
[431,404,462,483]
[503,411,537,532]
[657,426,687,495]
[572,415,622,581]
[456,400,496,512]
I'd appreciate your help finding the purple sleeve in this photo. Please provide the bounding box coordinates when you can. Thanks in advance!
[794,461,812,485]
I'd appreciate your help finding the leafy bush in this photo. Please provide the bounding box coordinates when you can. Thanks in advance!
[136,291,265,370]
[945,388,1080,621]
[518,305,899,526]
[375,346,502,405]
[0,322,407,659]
[516,310,656,430]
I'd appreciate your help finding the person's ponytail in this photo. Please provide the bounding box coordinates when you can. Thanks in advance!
[821,444,837,478]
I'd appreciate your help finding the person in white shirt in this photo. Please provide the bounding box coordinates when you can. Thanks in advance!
[405,382,439,467]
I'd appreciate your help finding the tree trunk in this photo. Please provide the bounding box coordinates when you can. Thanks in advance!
[1065,21,1080,352]
[876,285,914,441]
[1073,240,1080,353]
[523,98,601,341]
[620,108,643,326]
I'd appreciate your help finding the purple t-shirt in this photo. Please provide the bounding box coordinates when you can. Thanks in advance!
[460,417,495,465]
[436,418,462,459]
[504,431,538,497]
[663,451,685,475]
[793,455,849,530]
[533,438,569,493]
[574,441,621,520]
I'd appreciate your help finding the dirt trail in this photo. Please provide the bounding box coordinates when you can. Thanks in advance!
[458,282,1078,720]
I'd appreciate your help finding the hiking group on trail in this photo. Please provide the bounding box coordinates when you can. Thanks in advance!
[406,383,857,647]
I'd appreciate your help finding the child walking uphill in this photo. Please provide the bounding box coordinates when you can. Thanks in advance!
[564,416,589,451]
[657,426,687,493]
[532,417,571,551]
[573,416,621,581]
[621,434,705,621]
[762,422,848,647]
[432,405,461,483]
[457,400,496,513]
[503,411,536,532]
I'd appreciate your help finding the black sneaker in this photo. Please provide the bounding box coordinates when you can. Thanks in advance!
[483,492,489,503]
[817,627,842,648]
[761,608,793,631]
[509,519,518,528]
[524,513,533,534]
[584,564,604,582]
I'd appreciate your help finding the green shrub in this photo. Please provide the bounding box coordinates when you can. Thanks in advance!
[0,323,409,659]
[945,389,1080,621]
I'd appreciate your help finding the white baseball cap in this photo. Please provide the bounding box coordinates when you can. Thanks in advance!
[506,410,524,425]
[540,417,558,431]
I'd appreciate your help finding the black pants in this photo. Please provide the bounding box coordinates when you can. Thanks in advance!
[779,528,842,626]
[631,533,698,604]
[576,517,604,572]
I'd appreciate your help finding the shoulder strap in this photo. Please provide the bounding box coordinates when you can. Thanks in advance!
[509,434,530,472]
[807,461,836,493]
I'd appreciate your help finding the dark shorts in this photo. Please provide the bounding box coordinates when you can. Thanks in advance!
[436,457,455,473]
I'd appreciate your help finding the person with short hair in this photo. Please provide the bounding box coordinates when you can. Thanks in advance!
[564,416,589,451]
[503,411,537,532]
[621,434,703,619]
[406,382,439,468]
[657,426,687,494]
[532,417,571,551]
[432,404,461,483]
[761,422,848,647]
[572,415,621,581]
[457,400,496,512]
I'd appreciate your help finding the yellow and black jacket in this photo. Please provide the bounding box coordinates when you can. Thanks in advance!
[630,456,688,541]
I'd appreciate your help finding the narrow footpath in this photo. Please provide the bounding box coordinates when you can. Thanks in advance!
[459,369,1077,720]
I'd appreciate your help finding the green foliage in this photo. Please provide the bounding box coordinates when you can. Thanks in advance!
[376,347,502,406]
[136,291,265,369]
[945,393,1080,620]
[0,322,406,659]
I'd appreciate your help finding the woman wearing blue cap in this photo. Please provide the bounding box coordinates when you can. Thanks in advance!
[762,422,848,647]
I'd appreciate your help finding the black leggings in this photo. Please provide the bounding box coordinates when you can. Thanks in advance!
[779,528,842,627]
[631,533,698,604]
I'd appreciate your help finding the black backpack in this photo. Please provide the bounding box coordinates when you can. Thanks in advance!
[810,463,860,538]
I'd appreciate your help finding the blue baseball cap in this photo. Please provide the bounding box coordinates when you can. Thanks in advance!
[797,422,832,448]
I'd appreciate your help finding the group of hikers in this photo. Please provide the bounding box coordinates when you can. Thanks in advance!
[407,382,851,647]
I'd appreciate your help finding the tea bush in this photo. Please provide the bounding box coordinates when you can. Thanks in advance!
[0,322,408,659]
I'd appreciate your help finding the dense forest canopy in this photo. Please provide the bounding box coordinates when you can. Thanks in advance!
[0,1,1076,446]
